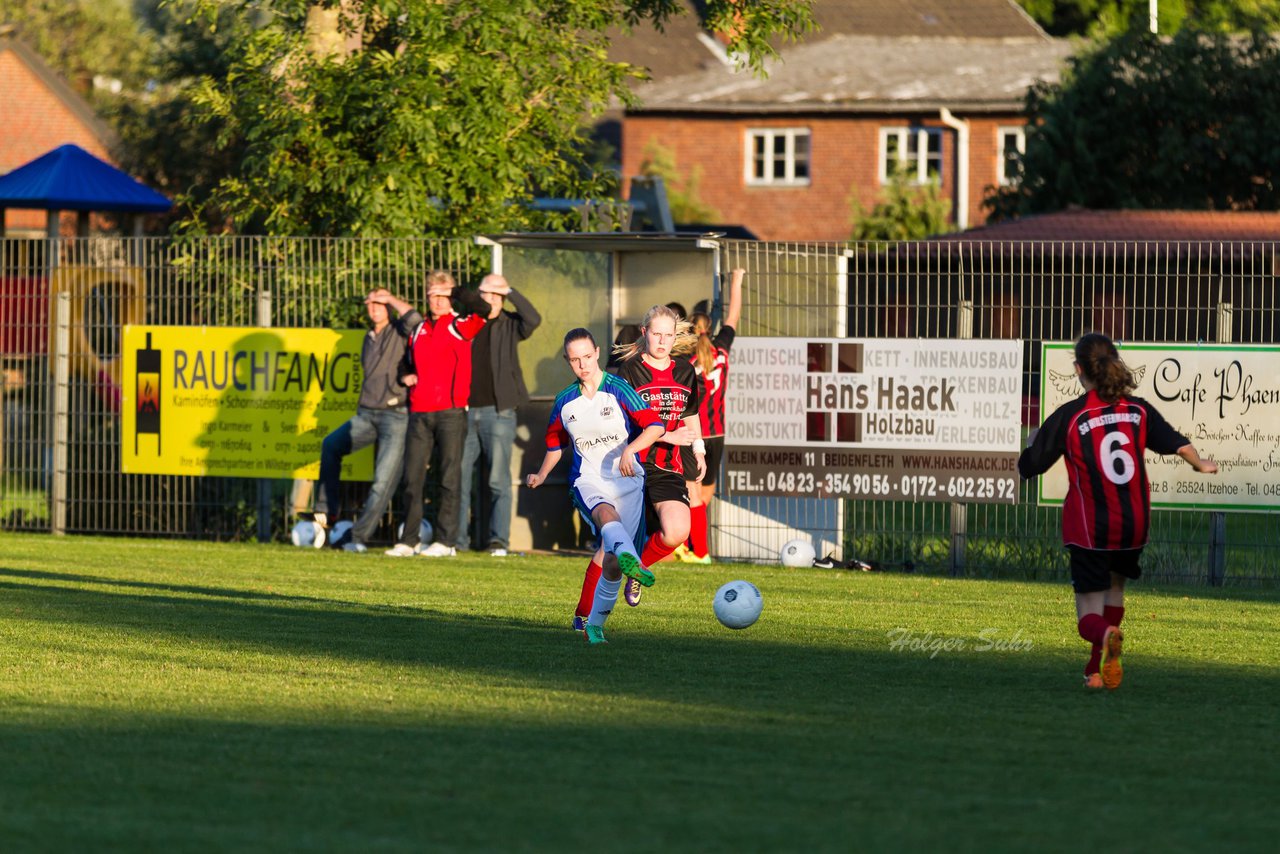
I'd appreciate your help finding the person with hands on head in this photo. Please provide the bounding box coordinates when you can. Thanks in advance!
[527,328,666,644]
[313,288,421,552]
[1019,332,1217,690]
[387,270,493,558]
[458,273,541,557]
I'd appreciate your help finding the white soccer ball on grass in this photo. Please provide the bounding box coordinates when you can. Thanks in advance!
[713,580,764,629]
[396,519,434,546]
[290,520,326,548]
[779,538,816,567]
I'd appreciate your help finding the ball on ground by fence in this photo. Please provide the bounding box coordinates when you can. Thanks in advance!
[396,519,433,545]
[780,538,815,567]
[290,520,325,548]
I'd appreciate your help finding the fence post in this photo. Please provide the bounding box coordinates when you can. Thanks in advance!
[257,289,274,543]
[51,292,71,535]
[1207,299,1232,586]
[950,299,974,576]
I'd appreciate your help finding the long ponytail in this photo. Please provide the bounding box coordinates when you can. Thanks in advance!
[1074,332,1135,403]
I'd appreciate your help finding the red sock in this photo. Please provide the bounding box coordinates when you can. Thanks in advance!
[1103,605,1125,628]
[1077,613,1109,645]
[1085,645,1103,675]
[576,559,602,619]
[640,532,676,567]
[689,504,709,557]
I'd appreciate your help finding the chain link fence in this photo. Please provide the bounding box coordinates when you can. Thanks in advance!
[2,235,1276,585]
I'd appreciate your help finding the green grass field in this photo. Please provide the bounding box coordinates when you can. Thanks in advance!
[2,534,1277,852]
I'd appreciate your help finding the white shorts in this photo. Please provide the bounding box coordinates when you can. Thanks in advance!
[571,468,646,549]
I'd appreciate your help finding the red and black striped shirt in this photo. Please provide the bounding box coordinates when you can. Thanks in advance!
[692,326,735,438]
[616,355,700,475]
[1019,391,1188,550]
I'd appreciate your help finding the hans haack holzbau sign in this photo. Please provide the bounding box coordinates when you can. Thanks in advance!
[1037,342,1280,512]
[725,338,1024,503]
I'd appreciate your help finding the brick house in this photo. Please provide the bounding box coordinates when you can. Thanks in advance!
[0,28,116,236]
[616,1,1073,240]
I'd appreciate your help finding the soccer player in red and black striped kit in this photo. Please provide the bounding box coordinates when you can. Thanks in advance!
[1019,333,1217,690]
[679,267,745,564]
[571,305,704,621]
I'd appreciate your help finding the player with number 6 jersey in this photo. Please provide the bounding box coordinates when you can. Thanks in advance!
[1019,333,1217,691]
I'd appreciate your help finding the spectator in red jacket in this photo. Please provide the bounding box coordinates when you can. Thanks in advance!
[385,270,492,558]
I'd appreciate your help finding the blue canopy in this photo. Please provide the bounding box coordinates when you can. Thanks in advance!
[0,143,171,213]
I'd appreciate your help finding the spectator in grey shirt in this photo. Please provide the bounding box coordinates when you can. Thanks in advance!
[314,288,421,552]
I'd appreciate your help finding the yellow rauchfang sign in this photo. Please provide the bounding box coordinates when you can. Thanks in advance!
[121,326,374,479]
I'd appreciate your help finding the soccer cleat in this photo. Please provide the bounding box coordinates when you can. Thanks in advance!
[384,543,417,557]
[342,542,368,553]
[582,624,608,644]
[572,615,587,632]
[420,542,457,557]
[680,549,712,565]
[672,543,693,562]
[616,552,655,587]
[1101,626,1124,689]
[623,577,643,607]
[489,547,509,557]
[1083,673,1105,690]
[812,553,844,569]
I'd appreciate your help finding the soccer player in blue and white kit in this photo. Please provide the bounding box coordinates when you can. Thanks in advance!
[526,328,667,644]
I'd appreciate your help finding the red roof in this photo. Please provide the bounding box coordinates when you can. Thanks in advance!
[944,209,1280,243]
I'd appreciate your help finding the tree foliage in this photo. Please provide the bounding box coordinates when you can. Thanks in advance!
[1,0,156,115]
[850,167,952,243]
[1015,1,1280,37]
[638,139,721,225]
[986,28,1280,219]
[182,0,813,237]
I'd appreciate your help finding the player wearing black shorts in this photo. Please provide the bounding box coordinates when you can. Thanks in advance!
[1019,333,1217,690]
[679,267,744,564]
[610,304,704,606]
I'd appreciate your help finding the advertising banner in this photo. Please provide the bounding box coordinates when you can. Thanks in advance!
[121,326,373,479]
[725,338,1024,504]
[1037,342,1280,511]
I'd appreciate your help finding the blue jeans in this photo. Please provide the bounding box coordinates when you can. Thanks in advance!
[457,406,517,550]
[317,407,408,545]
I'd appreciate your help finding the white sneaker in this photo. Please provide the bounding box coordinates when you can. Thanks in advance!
[342,542,367,553]
[384,543,416,557]
[312,512,328,529]
[420,542,457,557]
[489,547,508,557]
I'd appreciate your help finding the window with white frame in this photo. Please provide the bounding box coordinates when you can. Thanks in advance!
[997,126,1026,186]
[879,127,942,184]
[745,128,811,186]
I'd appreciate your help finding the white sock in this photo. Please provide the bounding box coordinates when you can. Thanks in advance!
[599,521,638,560]
[587,576,621,627]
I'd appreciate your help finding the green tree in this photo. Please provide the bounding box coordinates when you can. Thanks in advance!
[1,0,157,116]
[1014,1,1280,37]
[638,139,721,225]
[986,28,1280,219]
[850,166,952,242]
[182,0,813,237]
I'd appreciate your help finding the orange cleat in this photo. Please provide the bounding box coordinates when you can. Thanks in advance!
[1083,673,1105,690]
[1100,626,1124,690]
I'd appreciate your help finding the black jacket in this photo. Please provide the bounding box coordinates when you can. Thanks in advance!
[476,287,541,411]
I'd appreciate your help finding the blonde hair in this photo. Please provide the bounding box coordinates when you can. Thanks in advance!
[427,270,456,291]
[614,304,697,361]
[691,311,714,374]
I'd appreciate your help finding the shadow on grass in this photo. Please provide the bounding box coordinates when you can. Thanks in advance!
[1,567,1279,851]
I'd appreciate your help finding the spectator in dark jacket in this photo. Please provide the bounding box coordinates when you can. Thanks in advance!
[457,274,541,555]
[315,288,421,553]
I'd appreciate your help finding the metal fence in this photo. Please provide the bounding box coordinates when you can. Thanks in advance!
[2,235,1277,585]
